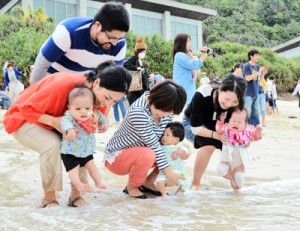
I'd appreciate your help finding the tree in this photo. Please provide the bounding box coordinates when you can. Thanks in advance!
[0,6,54,87]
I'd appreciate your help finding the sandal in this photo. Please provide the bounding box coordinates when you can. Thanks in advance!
[139,185,162,196]
[42,200,59,208]
[123,187,147,199]
[68,196,85,207]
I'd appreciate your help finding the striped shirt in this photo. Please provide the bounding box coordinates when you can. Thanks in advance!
[31,17,126,82]
[104,92,173,170]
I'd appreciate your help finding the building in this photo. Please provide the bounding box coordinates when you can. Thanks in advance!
[0,0,217,50]
[272,36,300,58]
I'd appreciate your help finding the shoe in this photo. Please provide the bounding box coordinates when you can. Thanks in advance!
[123,187,147,199]
[139,185,162,196]
[68,196,85,207]
[42,200,59,208]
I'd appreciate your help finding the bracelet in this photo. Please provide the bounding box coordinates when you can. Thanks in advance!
[211,131,214,139]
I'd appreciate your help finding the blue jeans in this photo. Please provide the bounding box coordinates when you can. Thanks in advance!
[244,96,260,126]
[113,97,126,122]
[258,93,267,116]
[182,117,195,144]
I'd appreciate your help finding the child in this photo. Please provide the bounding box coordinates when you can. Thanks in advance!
[156,122,191,197]
[187,49,200,83]
[60,87,107,193]
[215,108,262,190]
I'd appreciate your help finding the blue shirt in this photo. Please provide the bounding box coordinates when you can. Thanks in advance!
[32,17,126,82]
[60,111,96,158]
[243,62,260,97]
[173,52,203,105]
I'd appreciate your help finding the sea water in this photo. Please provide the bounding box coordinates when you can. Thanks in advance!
[0,150,299,231]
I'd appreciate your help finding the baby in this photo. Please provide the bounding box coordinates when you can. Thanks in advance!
[215,108,262,190]
[60,87,107,193]
[156,122,191,197]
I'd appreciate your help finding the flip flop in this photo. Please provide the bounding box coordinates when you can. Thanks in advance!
[139,185,162,196]
[68,196,85,207]
[123,187,147,199]
[42,200,59,208]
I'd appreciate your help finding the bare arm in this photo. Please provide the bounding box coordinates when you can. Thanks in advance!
[37,114,63,134]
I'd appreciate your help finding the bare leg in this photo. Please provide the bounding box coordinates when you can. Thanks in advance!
[126,181,144,197]
[44,191,58,208]
[191,145,215,190]
[232,164,245,190]
[223,171,239,190]
[68,165,91,192]
[85,160,107,189]
[261,115,266,126]
[68,167,88,206]
[143,167,159,191]
[156,180,167,198]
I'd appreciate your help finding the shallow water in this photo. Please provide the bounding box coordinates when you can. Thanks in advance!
[1,150,299,231]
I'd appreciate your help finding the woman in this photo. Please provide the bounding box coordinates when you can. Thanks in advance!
[104,80,187,198]
[124,36,154,105]
[3,61,131,208]
[4,63,25,102]
[183,74,247,190]
[172,33,208,106]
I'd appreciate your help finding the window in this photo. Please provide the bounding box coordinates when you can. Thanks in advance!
[33,0,77,24]
[171,22,198,49]
[132,15,162,36]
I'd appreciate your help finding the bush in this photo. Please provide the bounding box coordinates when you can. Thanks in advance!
[0,6,54,87]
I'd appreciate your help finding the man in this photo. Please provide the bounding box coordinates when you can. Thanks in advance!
[30,2,130,83]
[243,49,268,126]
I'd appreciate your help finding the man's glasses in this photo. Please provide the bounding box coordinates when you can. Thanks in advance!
[104,31,125,43]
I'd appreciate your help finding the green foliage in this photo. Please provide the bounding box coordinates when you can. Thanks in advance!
[177,0,300,48]
[0,6,54,87]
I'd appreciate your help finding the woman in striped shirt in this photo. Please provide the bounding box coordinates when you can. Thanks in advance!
[104,80,187,198]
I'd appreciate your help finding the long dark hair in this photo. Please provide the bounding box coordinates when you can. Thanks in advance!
[85,61,132,94]
[214,73,247,120]
[172,33,190,61]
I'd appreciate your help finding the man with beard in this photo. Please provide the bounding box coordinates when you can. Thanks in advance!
[30,2,130,83]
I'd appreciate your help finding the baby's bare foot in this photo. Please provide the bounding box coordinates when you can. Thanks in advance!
[95,182,108,190]
[230,179,239,190]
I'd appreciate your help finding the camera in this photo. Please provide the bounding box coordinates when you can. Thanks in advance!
[201,47,213,54]
[207,48,213,54]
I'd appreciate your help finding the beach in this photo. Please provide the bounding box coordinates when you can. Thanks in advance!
[0,98,300,230]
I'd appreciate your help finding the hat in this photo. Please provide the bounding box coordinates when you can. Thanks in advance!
[135,36,147,51]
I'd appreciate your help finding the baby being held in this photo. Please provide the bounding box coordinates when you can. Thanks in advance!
[215,108,262,190]
[156,122,191,197]
[61,87,107,194]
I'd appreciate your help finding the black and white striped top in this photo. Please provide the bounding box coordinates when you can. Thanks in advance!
[104,92,173,170]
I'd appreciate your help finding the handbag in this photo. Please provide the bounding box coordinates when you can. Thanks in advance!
[129,70,143,92]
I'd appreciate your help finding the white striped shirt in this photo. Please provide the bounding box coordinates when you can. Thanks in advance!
[104,92,173,170]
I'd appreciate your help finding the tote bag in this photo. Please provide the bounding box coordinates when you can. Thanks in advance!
[129,71,143,92]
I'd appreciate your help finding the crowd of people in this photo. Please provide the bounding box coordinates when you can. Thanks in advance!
[1,2,300,209]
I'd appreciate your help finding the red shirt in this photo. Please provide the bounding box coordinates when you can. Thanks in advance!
[4,72,106,134]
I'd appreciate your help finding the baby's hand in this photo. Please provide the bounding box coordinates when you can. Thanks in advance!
[97,121,108,133]
[255,125,263,140]
[65,128,76,142]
